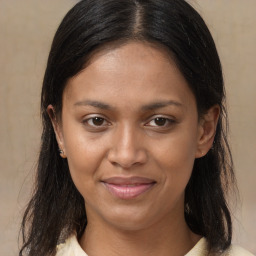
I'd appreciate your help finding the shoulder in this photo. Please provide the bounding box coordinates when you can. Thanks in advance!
[55,235,74,256]
[186,238,255,256]
[56,234,88,256]
[56,235,254,256]
[225,244,255,256]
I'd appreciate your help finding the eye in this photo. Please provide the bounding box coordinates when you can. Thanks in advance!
[83,116,109,128]
[145,116,175,128]
[88,117,105,126]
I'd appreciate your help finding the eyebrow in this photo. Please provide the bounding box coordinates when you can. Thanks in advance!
[74,100,112,110]
[74,99,183,111]
[141,100,183,111]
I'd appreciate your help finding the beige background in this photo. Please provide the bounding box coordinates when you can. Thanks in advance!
[0,0,255,255]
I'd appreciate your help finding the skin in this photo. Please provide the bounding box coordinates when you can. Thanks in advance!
[48,41,219,256]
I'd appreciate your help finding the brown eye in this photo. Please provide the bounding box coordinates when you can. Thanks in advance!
[90,117,105,126]
[84,116,108,127]
[154,117,167,126]
[145,116,175,128]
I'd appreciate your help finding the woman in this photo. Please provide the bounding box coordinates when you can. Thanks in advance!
[19,0,254,255]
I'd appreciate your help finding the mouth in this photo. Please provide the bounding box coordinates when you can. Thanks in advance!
[101,176,156,200]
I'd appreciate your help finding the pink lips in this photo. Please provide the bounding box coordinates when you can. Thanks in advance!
[102,176,156,199]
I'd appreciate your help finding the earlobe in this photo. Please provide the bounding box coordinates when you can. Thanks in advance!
[47,105,67,158]
[195,105,220,158]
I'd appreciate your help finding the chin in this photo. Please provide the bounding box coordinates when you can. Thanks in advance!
[98,205,159,232]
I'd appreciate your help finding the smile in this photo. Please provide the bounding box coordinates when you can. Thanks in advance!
[102,176,156,200]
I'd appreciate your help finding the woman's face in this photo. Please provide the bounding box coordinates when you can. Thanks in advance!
[51,42,213,231]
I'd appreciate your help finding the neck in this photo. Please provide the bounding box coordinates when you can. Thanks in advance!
[79,212,201,256]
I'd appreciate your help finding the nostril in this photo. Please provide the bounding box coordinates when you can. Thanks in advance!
[107,148,147,169]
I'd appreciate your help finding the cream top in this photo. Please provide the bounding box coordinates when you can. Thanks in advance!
[56,234,254,256]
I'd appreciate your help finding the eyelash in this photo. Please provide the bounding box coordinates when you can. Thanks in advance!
[145,116,176,128]
[82,115,176,131]
[83,116,110,128]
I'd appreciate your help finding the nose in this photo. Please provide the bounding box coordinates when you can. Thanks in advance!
[107,124,147,169]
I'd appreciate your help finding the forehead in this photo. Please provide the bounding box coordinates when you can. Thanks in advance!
[63,41,195,111]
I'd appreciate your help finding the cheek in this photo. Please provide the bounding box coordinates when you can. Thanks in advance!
[154,128,198,189]
[62,122,107,193]
[156,130,197,165]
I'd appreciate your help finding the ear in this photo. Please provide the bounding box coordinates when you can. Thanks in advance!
[47,105,67,158]
[195,105,220,158]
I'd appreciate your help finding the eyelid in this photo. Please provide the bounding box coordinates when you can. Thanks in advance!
[144,115,176,127]
[81,114,177,129]
[82,114,111,127]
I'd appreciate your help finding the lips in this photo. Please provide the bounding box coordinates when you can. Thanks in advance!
[102,176,156,199]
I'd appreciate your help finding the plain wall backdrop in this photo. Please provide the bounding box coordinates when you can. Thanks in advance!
[0,0,255,255]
